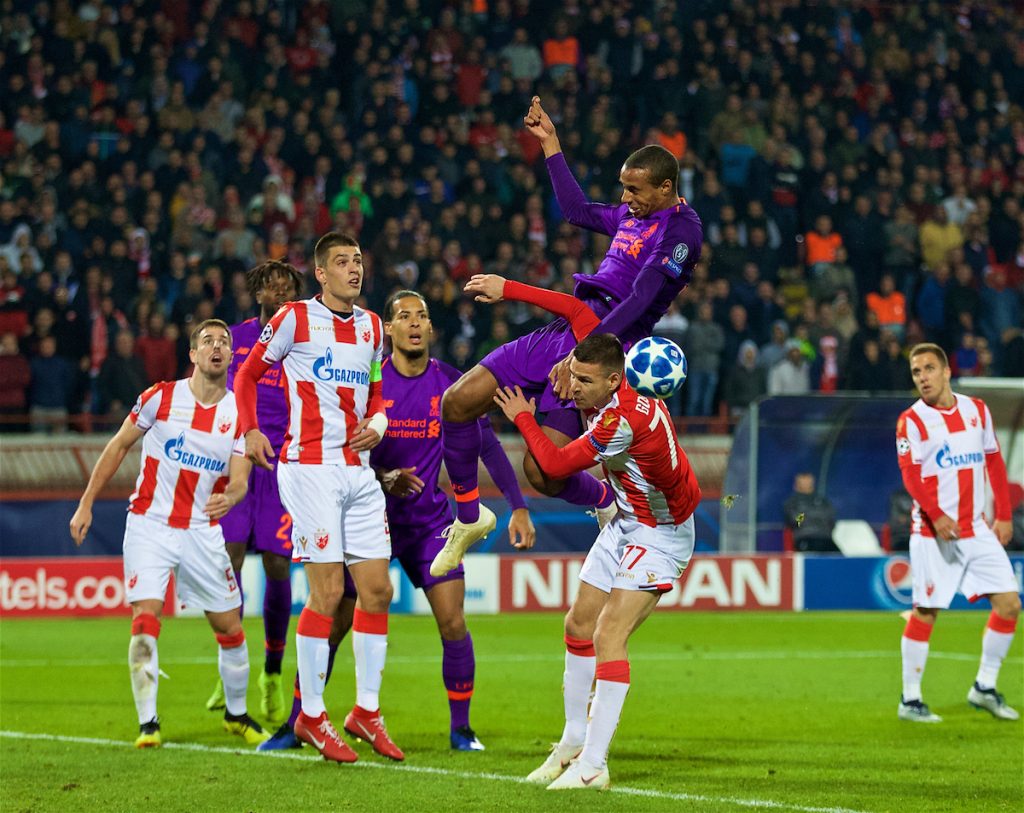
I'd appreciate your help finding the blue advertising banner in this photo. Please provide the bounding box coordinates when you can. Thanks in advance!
[803,555,1024,611]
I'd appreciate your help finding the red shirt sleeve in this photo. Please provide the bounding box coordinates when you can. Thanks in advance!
[513,411,599,479]
[503,280,600,340]
[986,451,1012,521]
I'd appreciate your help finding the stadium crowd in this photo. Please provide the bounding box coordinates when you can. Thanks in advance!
[0,0,1022,431]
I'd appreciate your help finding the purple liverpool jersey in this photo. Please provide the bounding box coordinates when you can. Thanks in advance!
[227,317,289,451]
[370,357,455,529]
[547,154,704,346]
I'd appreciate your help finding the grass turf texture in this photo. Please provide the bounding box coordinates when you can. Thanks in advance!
[1,612,1021,813]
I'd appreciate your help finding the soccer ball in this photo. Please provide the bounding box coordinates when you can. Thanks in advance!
[624,336,687,399]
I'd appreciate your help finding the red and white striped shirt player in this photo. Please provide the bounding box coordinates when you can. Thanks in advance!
[896,392,1010,540]
[233,232,403,764]
[69,319,267,749]
[494,325,701,790]
[894,342,1019,726]
[127,379,246,528]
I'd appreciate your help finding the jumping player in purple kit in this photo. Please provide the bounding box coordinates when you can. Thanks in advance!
[259,289,535,752]
[205,260,303,724]
[431,96,703,577]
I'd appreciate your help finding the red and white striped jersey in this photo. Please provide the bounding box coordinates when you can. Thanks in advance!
[244,296,384,466]
[896,393,1000,538]
[585,385,701,527]
[127,379,245,529]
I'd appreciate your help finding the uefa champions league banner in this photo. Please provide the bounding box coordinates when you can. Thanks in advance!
[801,555,1024,611]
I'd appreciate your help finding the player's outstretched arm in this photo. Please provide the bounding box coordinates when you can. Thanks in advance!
[478,415,534,550]
[467,276,600,341]
[70,417,144,545]
[204,454,252,520]
[494,386,598,480]
[526,97,619,236]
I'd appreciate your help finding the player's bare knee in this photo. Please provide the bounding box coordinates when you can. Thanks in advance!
[991,592,1021,619]
[437,613,468,640]
[523,453,562,496]
[441,385,481,423]
[564,607,595,642]
[263,552,290,581]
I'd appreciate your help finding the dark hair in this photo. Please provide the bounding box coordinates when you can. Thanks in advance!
[313,231,359,269]
[246,259,303,298]
[573,333,624,372]
[383,289,428,321]
[909,342,948,368]
[190,318,231,349]
[623,145,678,190]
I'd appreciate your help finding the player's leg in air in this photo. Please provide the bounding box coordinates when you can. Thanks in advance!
[434,365,613,577]
[967,590,1020,720]
[525,583,607,783]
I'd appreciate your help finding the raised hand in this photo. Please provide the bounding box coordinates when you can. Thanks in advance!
[464,274,506,304]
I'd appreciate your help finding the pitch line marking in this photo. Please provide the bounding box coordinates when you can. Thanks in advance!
[0,730,872,813]
[1,650,1016,668]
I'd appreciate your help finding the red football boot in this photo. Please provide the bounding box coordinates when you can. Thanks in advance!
[344,705,405,761]
[294,711,358,763]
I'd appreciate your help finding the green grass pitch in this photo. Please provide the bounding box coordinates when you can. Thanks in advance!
[1,611,1021,813]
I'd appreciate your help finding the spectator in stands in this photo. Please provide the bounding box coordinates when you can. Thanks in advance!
[919,205,963,271]
[783,473,840,554]
[915,263,952,345]
[804,215,843,273]
[28,335,71,434]
[684,301,725,417]
[768,339,811,396]
[135,312,178,384]
[96,330,148,421]
[845,338,890,391]
[865,273,907,341]
[810,245,857,304]
[653,301,689,417]
[883,204,920,286]
[0,331,30,432]
[723,340,766,418]
[759,319,791,373]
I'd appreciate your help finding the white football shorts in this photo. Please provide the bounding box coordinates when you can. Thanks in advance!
[123,512,241,613]
[579,515,695,594]
[909,524,1020,608]
[277,462,390,565]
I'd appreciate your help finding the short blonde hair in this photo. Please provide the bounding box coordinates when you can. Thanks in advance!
[909,342,948,368]
[190,318,231,349]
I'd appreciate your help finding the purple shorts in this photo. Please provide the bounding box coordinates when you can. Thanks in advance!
[479,319,582,438]
[219,461,292,558]
[391,523,464,591]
